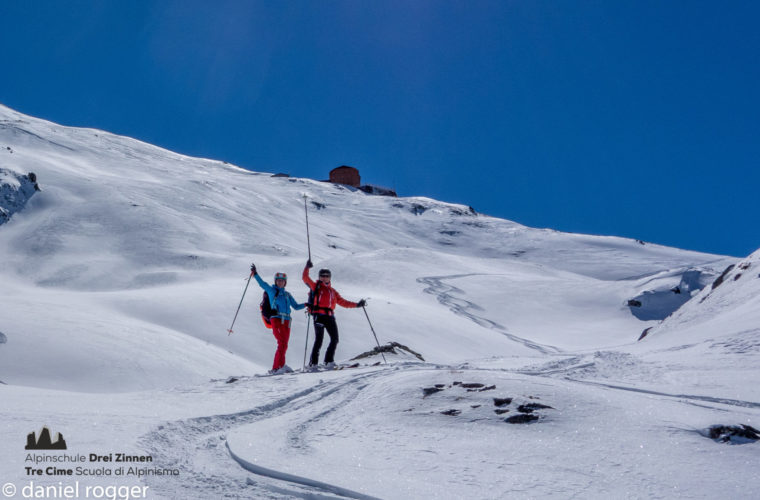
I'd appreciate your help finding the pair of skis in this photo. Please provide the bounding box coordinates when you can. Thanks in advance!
[224,362,363,383]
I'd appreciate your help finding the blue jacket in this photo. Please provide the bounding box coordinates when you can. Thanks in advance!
[254,274,305,320]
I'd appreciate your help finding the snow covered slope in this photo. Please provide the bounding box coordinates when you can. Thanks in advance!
[1,104,757,499]
[0,103,733,392]
[609,249,760,403]
[646,248,760,341]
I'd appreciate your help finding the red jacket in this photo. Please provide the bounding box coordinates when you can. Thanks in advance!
[302,266,358,314]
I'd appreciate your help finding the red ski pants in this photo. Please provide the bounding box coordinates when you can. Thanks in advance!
[271,318,291,371]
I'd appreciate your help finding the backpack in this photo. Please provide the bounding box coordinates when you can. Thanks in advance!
[260,289,280,328]
[305,281,318,315]
[307,282,332,315]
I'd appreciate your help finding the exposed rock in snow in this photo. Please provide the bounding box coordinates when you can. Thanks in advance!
[628,268,716,321]
[422,386,444,397]
[703,424,760,444]
[0,168,38,224]
[505,413,539,424]
[493,397,512,407]
[351,342,425,362]
[517,403,554,413]
[709,264,736,292]
[440,408,461,416]
[459,382,484,389]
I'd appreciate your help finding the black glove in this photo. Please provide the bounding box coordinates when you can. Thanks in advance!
[356,299,366,308]
[306,259,313,269]
[250,263,257,275]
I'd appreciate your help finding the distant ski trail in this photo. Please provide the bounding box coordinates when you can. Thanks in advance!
[139,369,390,499]
[566,378,760,410]
[417,275,561,355]
[0,123,76,151]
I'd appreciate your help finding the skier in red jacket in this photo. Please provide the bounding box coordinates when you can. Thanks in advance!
[303,260,365,368]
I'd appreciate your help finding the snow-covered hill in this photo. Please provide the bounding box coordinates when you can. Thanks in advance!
[1,104,757,499]
[0,103,733,390]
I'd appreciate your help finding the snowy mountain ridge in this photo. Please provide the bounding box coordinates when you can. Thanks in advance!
[1,104,758,499]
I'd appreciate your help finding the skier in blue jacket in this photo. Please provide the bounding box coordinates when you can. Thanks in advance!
[250,264,305,373]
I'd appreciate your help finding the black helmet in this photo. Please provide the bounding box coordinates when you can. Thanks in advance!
[318,269,331,278]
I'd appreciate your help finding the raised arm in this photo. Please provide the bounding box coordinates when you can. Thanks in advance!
[302,261,316,290]
[253,273,273,294]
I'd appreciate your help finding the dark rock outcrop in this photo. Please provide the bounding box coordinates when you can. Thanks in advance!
[630,269,714,321]
[505,414,539,424]
[706,424,760,444]
[638,326,653,341]
[423,387,444,397]
[711,265,736,290]
[460,383,484,389]
[1,169,39,224]
[517,403,554,414]
[351,342,425,362]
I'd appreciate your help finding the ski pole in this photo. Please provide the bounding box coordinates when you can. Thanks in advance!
[227,271,253,336]
[303,194,312,261]
[302,313,311,369]
[362,305,387,364]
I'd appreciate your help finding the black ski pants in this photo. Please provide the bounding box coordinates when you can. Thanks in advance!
[310,314,339,365]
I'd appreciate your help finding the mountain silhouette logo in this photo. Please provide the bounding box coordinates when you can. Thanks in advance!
[25,427,67,450]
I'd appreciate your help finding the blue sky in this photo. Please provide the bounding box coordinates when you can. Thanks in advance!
[1,1,758,257]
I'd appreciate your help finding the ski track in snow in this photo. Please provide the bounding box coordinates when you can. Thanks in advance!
[227,443,381,500]
[417,274,561,355]
[139,369,391,499]
[515,354,760,411]
[0,122,77,151]
[139,361,760,500]
[566,379,760,410]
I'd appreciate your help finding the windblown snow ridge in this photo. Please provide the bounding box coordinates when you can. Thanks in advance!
[639,248,760,341]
